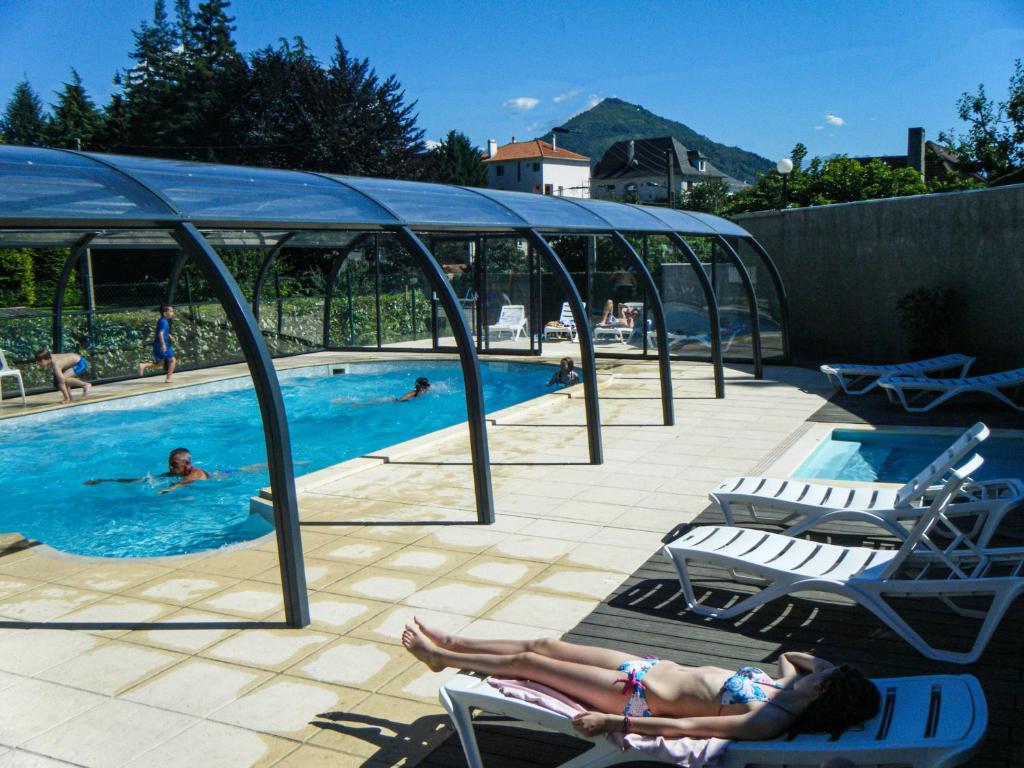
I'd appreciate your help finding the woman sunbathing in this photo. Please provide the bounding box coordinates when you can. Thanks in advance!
[402,618,879,740]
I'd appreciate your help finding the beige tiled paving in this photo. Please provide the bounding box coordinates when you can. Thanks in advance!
[0,355,834,766]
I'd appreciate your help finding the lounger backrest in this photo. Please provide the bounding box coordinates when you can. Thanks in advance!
[496,305,525,326]
[558,302,575,326]
[0,349,10,370]
[895,422,988,506]
[880,453,984,580]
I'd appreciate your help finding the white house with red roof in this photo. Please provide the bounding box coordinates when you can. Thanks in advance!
[482,136,591,198]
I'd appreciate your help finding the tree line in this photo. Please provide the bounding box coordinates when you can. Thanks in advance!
[0,0,486,185]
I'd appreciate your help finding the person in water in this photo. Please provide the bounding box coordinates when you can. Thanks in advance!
[402,618,879,741]
[85,447,217,493]
[397,376,431,401]
[547,357,580,387]
[35,349,91,404]
[138,303,177,383]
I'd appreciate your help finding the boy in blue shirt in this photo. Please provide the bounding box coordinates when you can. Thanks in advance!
[138,303,177,383]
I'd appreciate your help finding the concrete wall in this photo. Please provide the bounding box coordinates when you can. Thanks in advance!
[732,184,1024,371]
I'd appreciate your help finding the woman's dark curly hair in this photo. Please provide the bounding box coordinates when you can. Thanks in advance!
[789,666,880,738]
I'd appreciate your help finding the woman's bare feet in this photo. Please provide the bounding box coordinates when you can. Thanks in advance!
[414,617,454,649]
[402,622,446,672]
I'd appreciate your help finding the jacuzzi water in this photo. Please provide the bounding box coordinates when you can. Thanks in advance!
[795,428,1024,483]
[0,361,554,558]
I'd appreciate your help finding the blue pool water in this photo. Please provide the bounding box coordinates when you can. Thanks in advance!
[796,429,1024,483]
[0,361,553,558]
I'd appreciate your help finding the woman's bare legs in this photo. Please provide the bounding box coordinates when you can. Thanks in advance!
[414,618,635,670]
[403,623,626,713]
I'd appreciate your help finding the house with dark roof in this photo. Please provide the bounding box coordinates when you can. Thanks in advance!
[482,137,591,197]
[854,127,983,184]
[591,136,747,203]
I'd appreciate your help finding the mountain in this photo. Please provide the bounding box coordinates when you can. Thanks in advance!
[538,98,772,184]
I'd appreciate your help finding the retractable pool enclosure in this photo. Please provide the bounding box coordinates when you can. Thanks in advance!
[0,145,789,627]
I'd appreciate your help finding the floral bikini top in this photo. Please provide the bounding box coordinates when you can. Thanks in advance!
[718,666,783,713]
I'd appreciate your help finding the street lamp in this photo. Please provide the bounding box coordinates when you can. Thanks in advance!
[776,158,793,209]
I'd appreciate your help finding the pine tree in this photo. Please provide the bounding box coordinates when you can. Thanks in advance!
[1,80,47,147]
[426,131,488,186]
[47,70,104,150]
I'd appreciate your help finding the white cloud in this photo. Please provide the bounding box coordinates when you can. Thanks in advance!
[825,113,845,126]
[504,96,540,113]
[814,125,824,130]
[583,94,603,110]
[553,89,579,103]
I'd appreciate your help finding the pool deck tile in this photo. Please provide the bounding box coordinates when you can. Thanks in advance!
[0,356,848,767]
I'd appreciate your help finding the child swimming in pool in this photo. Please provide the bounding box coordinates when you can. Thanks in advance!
[397,376,431,401]
[35,349,91,404]
[547,357,579,387]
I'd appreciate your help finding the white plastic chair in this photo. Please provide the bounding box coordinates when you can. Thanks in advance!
[487,305,527,341]
[879,367,1024,412]
[441,671,987,768]
[709,423,1022,545]
[667,454,1024,664]
[0,348,26,406]
[820,353,974,395]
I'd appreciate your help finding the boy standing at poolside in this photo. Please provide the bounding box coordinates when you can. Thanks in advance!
[35,349,91,404]
[138,304,176,383]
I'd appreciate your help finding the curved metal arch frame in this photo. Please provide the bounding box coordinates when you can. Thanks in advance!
[608,232,674,425]
[450,185,602,465]
[664,233,726,398]
[736,235,792,363]
[251,233,297,322]
[52,233,98,353]
[708,234,763,379]
[323,233,372,349]
[53,150,311,629]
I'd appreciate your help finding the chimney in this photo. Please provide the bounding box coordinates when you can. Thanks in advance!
[626,140,635,166]
[551,131,557,151]
[487,139,498,159]
[907,127,926,180]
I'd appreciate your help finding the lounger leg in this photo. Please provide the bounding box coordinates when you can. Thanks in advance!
[441,691,487,768]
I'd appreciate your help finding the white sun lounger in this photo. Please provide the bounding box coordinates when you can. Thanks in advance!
[820,354,974,395]
[0,348,26,406]
[879,367,1024,412]
[487,304,528,341]
[544,302,578,342]
[710,423,1023,545]
[668,454,1024,663]
[441,671,987,768]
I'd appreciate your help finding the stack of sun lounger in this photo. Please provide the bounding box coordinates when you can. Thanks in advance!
[438,421,1006,767]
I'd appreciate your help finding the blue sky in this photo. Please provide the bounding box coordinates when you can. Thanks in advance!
[1,0,1021,163]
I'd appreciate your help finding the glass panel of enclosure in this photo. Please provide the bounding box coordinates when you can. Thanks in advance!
[176,250,249,367]
[591,235,647,357]
[0,146,173,220]
[479,235,533,353]
[256,246,328,357]
[641,234,714,360]
[424,236,476,350]
[377,235,434,348]
[328,237,378,348]
[96,154,398,224]
[538,235,586,357]
[681,235,754,363]
[730,237,784,361]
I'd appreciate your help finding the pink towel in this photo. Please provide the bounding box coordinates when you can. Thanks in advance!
[486,677,730,767]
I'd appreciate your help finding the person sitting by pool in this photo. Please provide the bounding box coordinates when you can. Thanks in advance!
[598,299,624,327]
[35,349,91,404]
[397,377,431,401]
[158,447,211,494]
[547,357,580,387]
[402,617,879,741]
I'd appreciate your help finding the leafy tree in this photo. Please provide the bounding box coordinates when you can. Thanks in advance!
[1,80,47,146]
[939,58,1024,179]
[46,70,104,149]
[0,250,35,306]
[424,130,487,186]
[684,178,730,215]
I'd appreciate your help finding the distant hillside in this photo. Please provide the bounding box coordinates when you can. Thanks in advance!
[539,98,772,184]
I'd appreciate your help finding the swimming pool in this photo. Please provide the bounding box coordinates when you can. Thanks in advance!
[795,428,1024,483]
[0,360,554,558]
